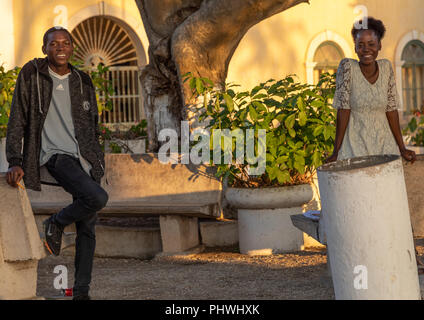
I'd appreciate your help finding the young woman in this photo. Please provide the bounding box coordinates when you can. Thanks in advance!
[325,17,423,273]
[326,17,416,164]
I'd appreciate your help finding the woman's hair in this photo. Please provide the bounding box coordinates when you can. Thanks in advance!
[351,17,386,42]
[43,26,74,47]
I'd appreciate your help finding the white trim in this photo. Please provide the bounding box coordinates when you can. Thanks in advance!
[67,3,149,67]
[305,30,354,85]
[395,30,424,111]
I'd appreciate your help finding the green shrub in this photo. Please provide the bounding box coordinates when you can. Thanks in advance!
[185,72,336,188]
[0,66,21,138]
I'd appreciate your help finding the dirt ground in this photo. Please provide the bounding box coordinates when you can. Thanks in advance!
[37,245,334,300]
[34,238,424,300]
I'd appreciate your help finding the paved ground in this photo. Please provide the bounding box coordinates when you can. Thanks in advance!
[37,245,334,300]
[36,239,424,300]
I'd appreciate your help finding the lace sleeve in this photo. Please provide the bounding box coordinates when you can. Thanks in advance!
[333,58,352,110]
[386,60,400,112]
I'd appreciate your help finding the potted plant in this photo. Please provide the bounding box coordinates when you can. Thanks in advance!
[186,72,336,255]
[102,119,148,154]
[0,65,20,172]
[402,110,424,155]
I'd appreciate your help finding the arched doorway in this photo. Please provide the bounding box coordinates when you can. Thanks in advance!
[313,41,344,84]
[305,30,353,85]
[71,16,144,125]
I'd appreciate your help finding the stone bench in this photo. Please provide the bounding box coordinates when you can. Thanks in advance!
[290,214,326,245]
[27,153,223,253]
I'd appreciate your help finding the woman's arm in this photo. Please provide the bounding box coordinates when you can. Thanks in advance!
[386,110,416,163]
[325,109,350,163]
[325,58,352,163]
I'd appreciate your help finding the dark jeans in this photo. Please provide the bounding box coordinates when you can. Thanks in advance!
[45,154,108,296]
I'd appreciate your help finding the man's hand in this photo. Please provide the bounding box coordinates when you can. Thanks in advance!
[6,166,24,188]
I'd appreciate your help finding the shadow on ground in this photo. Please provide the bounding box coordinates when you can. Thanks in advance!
[37,245,334,300]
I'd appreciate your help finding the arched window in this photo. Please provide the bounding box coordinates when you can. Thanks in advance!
[313,41,344,84]
[72,16,143,125]
[402,40,424,113]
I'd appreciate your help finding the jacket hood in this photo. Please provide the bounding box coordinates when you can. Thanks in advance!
[31,57,84,114]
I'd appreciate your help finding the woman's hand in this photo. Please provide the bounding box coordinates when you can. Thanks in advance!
[400,148,416,163]
[324,152,338,164]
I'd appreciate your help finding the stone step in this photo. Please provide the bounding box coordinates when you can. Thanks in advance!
[35,215,162,259]
[199,219,239,247]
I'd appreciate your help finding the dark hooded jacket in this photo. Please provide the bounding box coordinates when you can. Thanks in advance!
[6,57,105,191]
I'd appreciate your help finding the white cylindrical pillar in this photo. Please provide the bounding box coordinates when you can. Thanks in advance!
[317,155,420,300]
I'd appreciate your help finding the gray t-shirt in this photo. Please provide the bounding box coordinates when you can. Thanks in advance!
[40,67,92,175]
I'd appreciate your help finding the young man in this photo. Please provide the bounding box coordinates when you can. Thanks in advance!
[6,27,108,300]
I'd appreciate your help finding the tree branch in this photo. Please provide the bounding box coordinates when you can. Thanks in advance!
[171,0,310,105]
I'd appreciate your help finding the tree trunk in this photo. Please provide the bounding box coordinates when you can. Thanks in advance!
[135,0,309,151]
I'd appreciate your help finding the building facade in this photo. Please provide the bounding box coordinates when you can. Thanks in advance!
[0,0,423,124]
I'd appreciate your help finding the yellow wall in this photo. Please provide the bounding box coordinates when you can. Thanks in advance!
[8,0,424,99]
[11,0,145,67]
[0,0,15,69]
[227,0,424,89]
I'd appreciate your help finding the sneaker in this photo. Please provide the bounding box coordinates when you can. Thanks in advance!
[43,216,64,256]
[72,294,91,301]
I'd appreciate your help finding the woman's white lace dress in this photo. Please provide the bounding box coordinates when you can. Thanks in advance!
[333,58,401,160]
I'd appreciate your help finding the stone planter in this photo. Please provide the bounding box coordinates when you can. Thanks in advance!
[0,137,8,172]
[225,184,314,255]
[318,155,420,299]
[105,138,146,154]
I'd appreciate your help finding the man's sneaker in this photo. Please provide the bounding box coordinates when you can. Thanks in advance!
[43,216,64,256]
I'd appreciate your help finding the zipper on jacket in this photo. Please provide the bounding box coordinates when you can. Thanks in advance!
[98,159,105,173]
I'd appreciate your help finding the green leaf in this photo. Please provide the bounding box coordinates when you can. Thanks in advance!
[294,154,305,174]
[295,141,304,149]
[276,169,290,184]
[409,117,418,132]
[313,125,324,137]
[297,97,305,111]
[249,105,258,121]
[266,153,276,163]
[288,128,296,138]
[252,101,267,113]
[250,86,262,96]
[200,77,214,87]
[253,93,267,100]
[223,93,234,112]
[323,126,331,141]
[276,156,289,164]
[195,77,204,94]
[268,167,278,180]
[311,100,324,108]
[298,111,307,126]
[189,77,196,91]
[284,114,296,129]
[312,151,321,168]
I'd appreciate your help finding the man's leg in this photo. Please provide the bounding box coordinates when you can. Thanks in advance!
[73,211,97,296]
[45,154,108,227]
[45,154,108,296]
